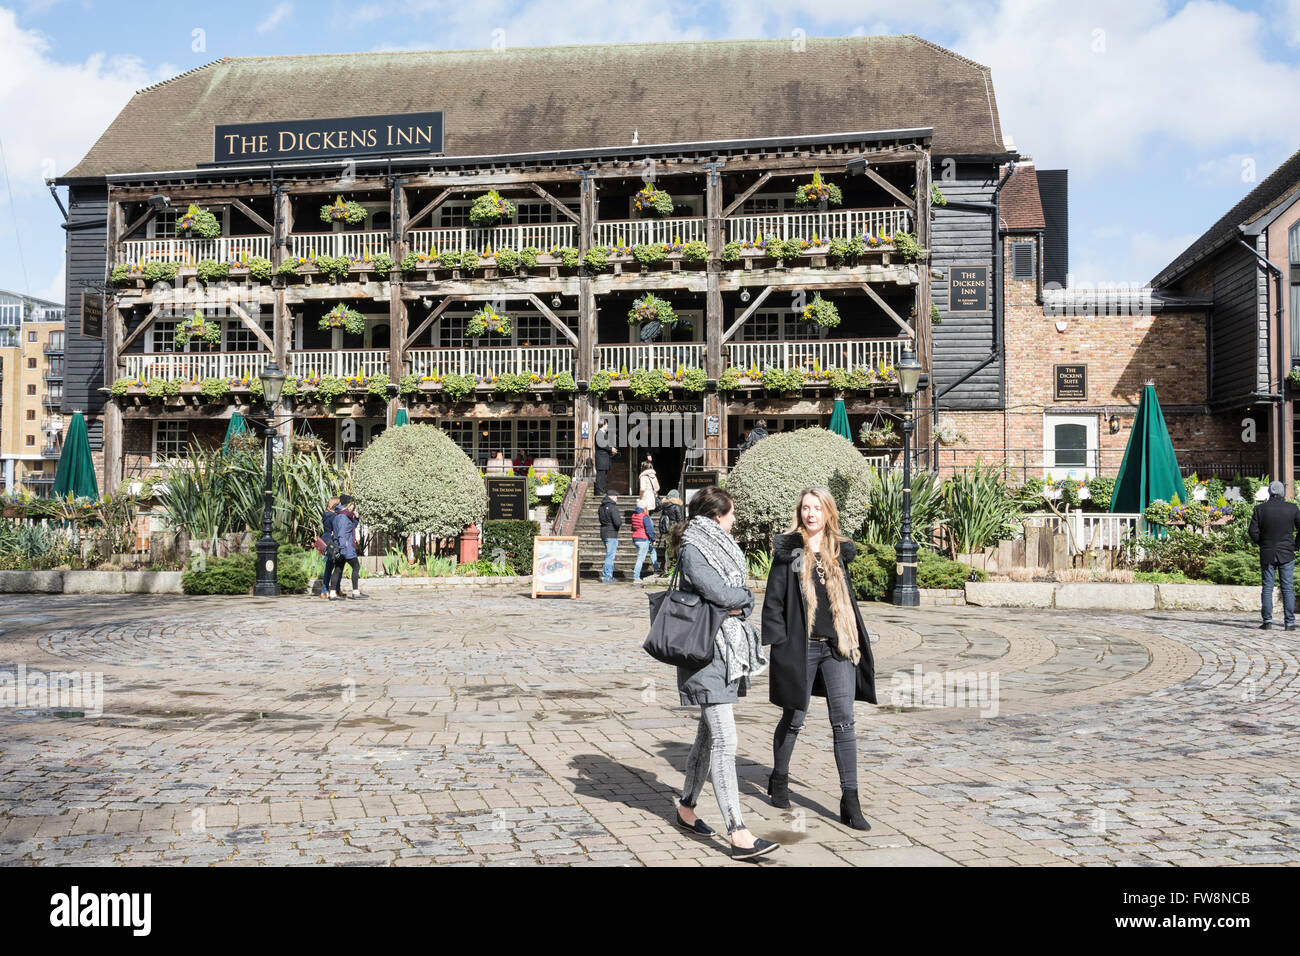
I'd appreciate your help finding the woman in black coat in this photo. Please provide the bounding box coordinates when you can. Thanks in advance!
[761,486,876,830]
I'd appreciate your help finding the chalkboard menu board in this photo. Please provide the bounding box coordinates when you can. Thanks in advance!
[948,265,989,312]
[486,476,528,520]
[1054,364,1087,401]
[683,471,719,504]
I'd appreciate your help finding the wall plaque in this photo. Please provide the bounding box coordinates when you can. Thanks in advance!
[1054,364,1087,401]
[948,265,989,312]
[214,112,444,163]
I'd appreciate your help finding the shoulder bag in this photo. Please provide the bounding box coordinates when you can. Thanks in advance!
[643,564,723,669]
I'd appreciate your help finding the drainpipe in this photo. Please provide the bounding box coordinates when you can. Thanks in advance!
[1237,237,1288,493]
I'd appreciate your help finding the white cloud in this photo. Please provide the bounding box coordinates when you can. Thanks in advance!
[257,2,294,35]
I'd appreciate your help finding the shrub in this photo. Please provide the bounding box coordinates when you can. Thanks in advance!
[583,246,610,272]
[143,261,180,284]
[182,554,255,595]
[469,190,515,226]
[632,243,667,266]
[859,468,945,550]
[314,255,351,281]
[849,542,895,601]
[918,549,986,589]
[176,203,221,238]
[519,246,540,268]
[483,519,540,571]
[682,240,708,262]
[350,424,486,539]
[246,256,273,281]
[196,259,230,285]
[275,544,315,593]
[942,460,1022,556]
[892,231,921,262]
[442,373,477,402]
[1204,551,1261,586]
[493,247,521,274]
[1085,475,1116,511]
[370,252,395,276]
[727,427,873,545]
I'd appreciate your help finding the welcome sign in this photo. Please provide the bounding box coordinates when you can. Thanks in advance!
[214,112,444,163]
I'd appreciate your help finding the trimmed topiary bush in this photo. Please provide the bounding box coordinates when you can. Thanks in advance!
[848,544,984,601]
[350,424,486,539]
[1204,551,1261,586]
[727,427,873,545]
[182,554,256,595]
[482,519,540,572]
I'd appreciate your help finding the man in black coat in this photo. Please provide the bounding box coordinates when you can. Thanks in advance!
[738,419,770,455]
[598,492,621,583]
[594,419,618,496]
[1248,480,1300,630]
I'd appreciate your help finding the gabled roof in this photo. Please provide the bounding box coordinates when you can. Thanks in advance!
[998,162,1045,231]
[1152,145,1300,288]
[63,35,1008,180]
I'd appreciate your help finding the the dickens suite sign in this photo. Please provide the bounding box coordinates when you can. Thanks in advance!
[214,112,444,163]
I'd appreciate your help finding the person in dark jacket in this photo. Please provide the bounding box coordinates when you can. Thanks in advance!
[328,495,367,600]
[761,486,876,830]
[594,419,618,496]
[319,496,341,599]
[1248,480,1300,629]
[597,492,621,583]
[738,419,770,455]
[657,490,685,568]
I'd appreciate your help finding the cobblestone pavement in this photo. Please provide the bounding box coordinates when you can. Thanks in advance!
[1,588,1297,866]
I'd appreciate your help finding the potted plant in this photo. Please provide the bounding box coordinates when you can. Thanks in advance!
[320,195,367,225]
[469,190,515,226]
[174,310,222,349]
[467,304,512,337]
[319,302,366,336]
[858,419,901,447]
[627,293,678,338]
[800,293,841,329]
[794,169,843,208]
[176,203,221,238]
[633,183,674,217]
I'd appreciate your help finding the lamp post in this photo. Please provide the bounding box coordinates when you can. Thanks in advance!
[253,362,287,597]
[892,346,924,607]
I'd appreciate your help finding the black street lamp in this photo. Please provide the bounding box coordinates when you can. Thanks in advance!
[253,362,287,597]
[892,346,924,607]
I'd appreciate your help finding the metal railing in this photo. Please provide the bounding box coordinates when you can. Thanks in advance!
[726,208,913,245]
[408,223,576,256]
[593,217,706,247]
[290,349,390,379]
[118,235,273,267]
[288,232,389,261]
[123,352,271,381]
[726,338,903,373]
[596,343,705,372]
[922,447,1267,483]
[406,346,575,379]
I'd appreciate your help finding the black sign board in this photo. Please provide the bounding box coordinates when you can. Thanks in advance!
[80,292,103,339]
[213,112,444,164]
[486,476,529,521]
[948,265,989,312]
[683,471,719,504]
[1054,364,1087,401]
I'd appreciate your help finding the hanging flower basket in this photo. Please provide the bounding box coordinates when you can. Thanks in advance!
[469,190,516,226]
[633,183,674,217]
[800,293,841,329]
[627,293,678,331]
[794,169,843,207]
[175,203,221,239]
[319,302,366,336]
[319,195,367,225]
[467,304,512,337]
[859,420,901,447]
[174,310,222,348]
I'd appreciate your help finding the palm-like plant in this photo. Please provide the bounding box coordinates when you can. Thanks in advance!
[941,459,1022,557]
[859,468,945,550]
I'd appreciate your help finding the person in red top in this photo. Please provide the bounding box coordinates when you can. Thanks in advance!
[631,504,659,584]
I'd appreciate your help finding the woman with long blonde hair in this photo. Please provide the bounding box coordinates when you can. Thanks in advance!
[760,487,876,830]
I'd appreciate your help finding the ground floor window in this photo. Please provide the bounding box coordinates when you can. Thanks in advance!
[433,418,574,468]
[154,421,189,461]
[1043,413,1098,480]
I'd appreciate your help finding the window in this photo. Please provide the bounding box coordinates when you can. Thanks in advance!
[1011,241,1035,281]
[735,308,821,342]
[437,314,469,348]
[483,421,512,462]
[26,384,36,396]
[25,435,35,446]
[26,409,35,421]
[1044,414,1098,480]
[555,420,574,467]
[27,330,37,343]
[738,193,799,215]
[154,421,189,460]
[514,314,553,347]
[48,331,64,350]
[151,319,178,353]
[442,420,474,458]
[224,318,273,352]
[516,201,552,224]
[438,203,470,228]
[27,357,37,369]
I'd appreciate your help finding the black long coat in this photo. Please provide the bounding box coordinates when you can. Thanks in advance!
[760,533,877,709]
[1249,496,1300,565]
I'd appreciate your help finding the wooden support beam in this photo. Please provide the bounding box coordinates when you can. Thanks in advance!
[405,187,454,230]
[121,207,156,242]
[528,183,581,224]
[720,286,774,343]
[118,303,165,355]
[228,197,273,234]
[721,172,772,218]
[403,295,462,350]
[104,193,125,494]
[861,281,915,338]
[229,302,276,353]
[525,293,578,347]
[862,164,916,211]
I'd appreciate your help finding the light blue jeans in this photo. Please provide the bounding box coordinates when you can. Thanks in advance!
[680,703,745,834]
[633,539,658,580]
[1261,558,1295,625]
[602,538,618,582]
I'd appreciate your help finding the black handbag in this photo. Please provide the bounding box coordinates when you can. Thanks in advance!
[643,565,722,669]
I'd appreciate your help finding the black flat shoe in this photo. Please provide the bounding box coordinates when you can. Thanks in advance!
[732,837,780,861]
[675,810,715,836]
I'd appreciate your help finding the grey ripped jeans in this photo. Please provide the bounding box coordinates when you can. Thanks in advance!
[772,638,859,791]
[679,703,745,834]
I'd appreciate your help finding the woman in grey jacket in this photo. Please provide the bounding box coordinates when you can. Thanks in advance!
[670,486,780,861]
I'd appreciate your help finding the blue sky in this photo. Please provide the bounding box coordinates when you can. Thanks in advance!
[1,0,1299,302]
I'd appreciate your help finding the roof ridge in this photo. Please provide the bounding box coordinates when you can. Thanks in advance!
[136,57,229,95]
[902,34,992,73]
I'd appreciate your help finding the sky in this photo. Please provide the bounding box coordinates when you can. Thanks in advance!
[1,0,1299,304]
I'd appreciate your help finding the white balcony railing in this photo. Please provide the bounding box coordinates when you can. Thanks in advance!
[593,217,706,248]
[726,208,912,245]
[596,344,705,373]
[122,352,270,381]
[289,349,391,379]
[118,236,274,267]
[1022,512,1146,553]
[407,224,576,257]
[288,232,389,261]
[406,346,575,379]
[726,338,904,373]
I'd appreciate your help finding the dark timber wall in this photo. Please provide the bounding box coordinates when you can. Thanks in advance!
[62,185,108,429]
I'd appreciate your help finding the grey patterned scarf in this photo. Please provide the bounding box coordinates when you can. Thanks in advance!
[681,516,768,684]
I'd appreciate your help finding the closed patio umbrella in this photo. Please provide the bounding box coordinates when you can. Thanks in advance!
[394,408,410,427]
[52,412,99,499]
[222,411,248,451]
[1110,383,1184,520]
[829,398,851,440]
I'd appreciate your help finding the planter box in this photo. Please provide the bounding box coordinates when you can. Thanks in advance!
[0,570,63,593]
[964,581,1055,608]
[1156,583,1282,612]
[1054,583,1155,610]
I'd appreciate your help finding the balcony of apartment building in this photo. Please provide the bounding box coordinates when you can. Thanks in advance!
[43,332,65,355]
[42,388,63,408]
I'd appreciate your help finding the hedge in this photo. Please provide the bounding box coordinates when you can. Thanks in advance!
[848,544,986,601]
[482,519,540,572]
[181,545,317,595]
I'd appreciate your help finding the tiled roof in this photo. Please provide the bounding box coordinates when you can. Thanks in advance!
[998,162,1045,231]
[63,35,1008,179]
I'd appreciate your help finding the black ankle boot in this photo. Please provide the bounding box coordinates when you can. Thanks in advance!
[840,789,871,830]
[767,771,791,809]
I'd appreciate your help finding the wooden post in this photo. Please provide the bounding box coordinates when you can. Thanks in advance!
[103,192,125,493]
[914,152,933,460]
[705,164,723,381]
[389,177,408,426]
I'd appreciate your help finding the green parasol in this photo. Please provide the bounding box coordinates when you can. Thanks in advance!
[828,398,852,440]
[394,408,410,427]
[1110,383,1184,519]
[222,412,248,450]
[52,412,99,499]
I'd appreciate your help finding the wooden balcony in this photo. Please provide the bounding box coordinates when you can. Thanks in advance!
[119,236,273,266]
[123,352,271,381]
[726,338,903,373]
[406,346,575,378]
[288,232,389,260]
[290,349,390,379]
[593,217,706,247]
[408,224,575,256]
[596,343,705,372]
[725,208,911,244]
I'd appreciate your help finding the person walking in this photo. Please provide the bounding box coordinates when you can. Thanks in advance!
[328,495,368,600]
[319,496,341,600]
[631,504,659,584]
[762,486,876,830]
[657,489,685,569]
[738,419,769,454]
[637,459,660,513]
[1249,480,1300,630]
[598,491,621,584]
[671,486,780,861]
[594,419,618,496]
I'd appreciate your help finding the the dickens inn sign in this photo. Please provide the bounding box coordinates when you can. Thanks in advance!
[213,112,444,163]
